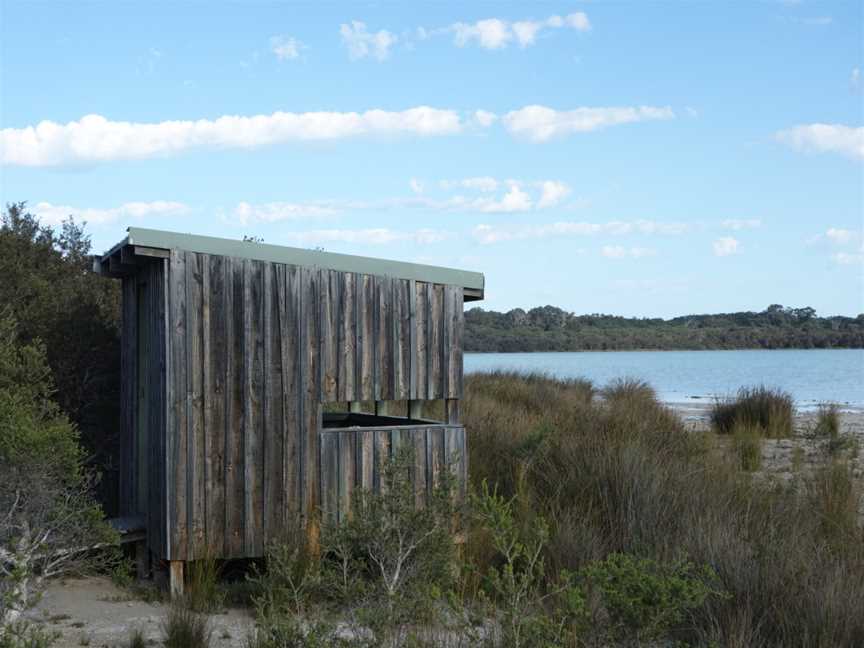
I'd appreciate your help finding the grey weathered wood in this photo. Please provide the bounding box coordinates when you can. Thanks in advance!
[246,260,265,555]
[446,285,464,399]
[321,270,339,402]
[320,432,338,527]
[338,272,356,402]
[225,256,245,558]
[337,431,355,523]
[168,250,188,559]
[414,281,428,399]
[205,255,226,557]
[186,252,206,559]
[358,274,374,401]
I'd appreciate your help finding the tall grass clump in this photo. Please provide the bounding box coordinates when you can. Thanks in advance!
[162,604,212,648]
[815,403,841,439]
[186,552,225,613]
[732,424,763,472]
[463,371,864,647]
[710,385,794,438]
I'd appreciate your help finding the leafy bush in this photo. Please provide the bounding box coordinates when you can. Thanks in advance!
[710,386,794,438]
[0,621,59,648]
[162,604,212,648]
[582,553,725,643]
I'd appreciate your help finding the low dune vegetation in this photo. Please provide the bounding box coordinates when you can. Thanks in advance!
[463,372,863,647]
[709,385,795,438]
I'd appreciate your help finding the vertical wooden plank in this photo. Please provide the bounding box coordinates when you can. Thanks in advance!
[168,250,188,560]
[374,429,390,494]
[358,429,375,492]
[376,277,394,401]
[358,274,375,401]
[320,432,338,527]
[408,279,417,400]
[160,258,170,560]
[428,427,444,493]
[413,428,427,507]
[280,265,301,530]
[263,263,285,545]
[429,284,444,399]
[338,431,355,523]
[394,280,411,400]
[414,281,428,400]
[189,253,207,559]
[338,272,356,402]
[205,255,226,557]
[446,285,464,399]
[224,256,245,557]
[245,260,265,555]
[300,267,321,537]
[120,277,136,516]
[320,270,339,402]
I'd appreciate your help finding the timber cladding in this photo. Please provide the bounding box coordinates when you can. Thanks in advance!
[126,250,466,561]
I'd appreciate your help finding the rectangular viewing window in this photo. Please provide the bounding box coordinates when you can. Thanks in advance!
[321,400,447,429]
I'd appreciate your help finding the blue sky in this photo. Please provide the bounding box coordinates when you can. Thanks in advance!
[1,1,862,317]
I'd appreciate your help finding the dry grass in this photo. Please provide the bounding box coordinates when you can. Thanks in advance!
[463,371,864,647]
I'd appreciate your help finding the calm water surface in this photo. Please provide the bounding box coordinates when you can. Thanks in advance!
[465,350,864,410]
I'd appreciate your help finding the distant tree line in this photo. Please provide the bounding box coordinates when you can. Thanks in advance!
[465,304,864,352]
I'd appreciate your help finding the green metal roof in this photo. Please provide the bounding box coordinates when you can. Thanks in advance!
[110,227,484,294]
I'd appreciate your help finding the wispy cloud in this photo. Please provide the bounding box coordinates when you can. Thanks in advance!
[601,245,657,259]
[713,236,739,257]
[283,228,450,246]
[33,200,189,226]
[722,219,761,230]
[448,12,590,50]
[832,251,864,265]
[340,21,397,60]
[233,201,338,225]
[0,108,464,166]
[826,227,860,246]
[472,220,688,244]
[503,105,675,141]
[270,35,305,61]
[775,123,864,160]
[852,67,861,91]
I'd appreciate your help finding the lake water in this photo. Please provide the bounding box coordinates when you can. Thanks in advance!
[464,349,864,411]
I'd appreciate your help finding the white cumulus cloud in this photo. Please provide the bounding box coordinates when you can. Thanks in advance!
[537,180,570,208]
[340,21,397,61]
[270,35,304,60]
[503,105,675,141]
[0,107,465,166]
[775,123,864,160]
[233,201,338,225]
[713,237,740,257]
[33,200,189,226]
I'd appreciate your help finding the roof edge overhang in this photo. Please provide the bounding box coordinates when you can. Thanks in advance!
[92,227,484,301]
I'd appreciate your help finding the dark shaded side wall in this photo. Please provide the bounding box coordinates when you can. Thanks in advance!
[159,250,464,561]
[120,259,169,559]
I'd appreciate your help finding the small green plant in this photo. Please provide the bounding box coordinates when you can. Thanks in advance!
[77,633,90,647]
[711,386,794,438]
[732,424,762,472]
[815,403,841,439]
[0,621,60,648]
[582,553,727,644]
[473,480,587,648]
[186,553,225,613]
[162,603,212,648]
[109,554,135,590]
[249,535,322,619]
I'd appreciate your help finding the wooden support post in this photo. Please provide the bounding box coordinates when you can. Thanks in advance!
[134,541,149,581]
[169,561,184,599]
[408,400,423,421]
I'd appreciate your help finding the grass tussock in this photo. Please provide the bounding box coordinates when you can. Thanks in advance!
[186,552,225,613]
[710,385,794,438]
[463,371,864,647]
[732,424,763,472]
[162,604,212,648]
[126,627,147,648]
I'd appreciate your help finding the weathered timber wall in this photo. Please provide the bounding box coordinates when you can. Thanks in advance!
[319,425,467,528]
[163,250,464,561]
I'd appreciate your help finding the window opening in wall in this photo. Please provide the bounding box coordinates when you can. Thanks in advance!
[321,400,447,429]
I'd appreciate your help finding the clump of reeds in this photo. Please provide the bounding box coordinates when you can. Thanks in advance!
[162,603,212,648]
[732,424,763,472]
[815,402,841,439]
[127,627,147,648]
[186,552,225,613]
[710,386,794,438]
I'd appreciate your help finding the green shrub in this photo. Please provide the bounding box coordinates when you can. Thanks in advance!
[732,424,763,472]
[162,604,211,648]
[710,386,794,438]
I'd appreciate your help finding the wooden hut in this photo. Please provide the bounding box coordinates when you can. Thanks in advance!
[93,227,483,594]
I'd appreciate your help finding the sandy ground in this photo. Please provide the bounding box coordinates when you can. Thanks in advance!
[23,576,253,648]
